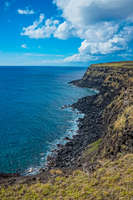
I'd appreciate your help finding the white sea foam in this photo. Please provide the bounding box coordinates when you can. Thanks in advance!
[24,166,41,176]
[41,107,85,163]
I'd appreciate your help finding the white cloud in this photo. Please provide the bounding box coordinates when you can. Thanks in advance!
[53,0,133,27]
[63,53,98,62]
[118,53,133,58]
[53,0,133,60]
[23,53,32,56]
[20,0,133,63]
[21,44,28,49]
[21,14,59,39]
[54,21,120,45]
[18,7,35,15]
[78,40,124,55]
[54,21,75,39]
[23,53,43,56]
[76,22,119,42]
[27,53,98,65]
[23,53,64,57]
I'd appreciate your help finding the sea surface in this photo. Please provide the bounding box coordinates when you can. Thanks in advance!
[0,66,97,175]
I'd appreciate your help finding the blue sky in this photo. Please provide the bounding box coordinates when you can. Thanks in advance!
[0,0,133,66]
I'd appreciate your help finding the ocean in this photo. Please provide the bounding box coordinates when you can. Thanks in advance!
[0,66,97,175]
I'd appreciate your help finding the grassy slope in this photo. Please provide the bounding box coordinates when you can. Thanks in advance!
[0,154,133,200]
[92,61,133,68]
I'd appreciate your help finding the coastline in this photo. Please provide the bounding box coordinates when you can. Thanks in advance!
[45,84,102,170]
[0,81,101,180]
[25,108,85,176]
[1,61,133,185]
[0,82,101,185]
[24,85,98,176]
[1,61,133,199]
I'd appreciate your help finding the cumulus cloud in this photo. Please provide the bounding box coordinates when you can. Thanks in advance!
[18,7,35,15]
[78,40,124,55]
[21,14,59,39]
[52,0,133,62]
[53,0,133,26]
[77,22,119,42]
[21,0,133,63]
[54,21,75,39]
[78,25,133,55]
[53,20,130,60]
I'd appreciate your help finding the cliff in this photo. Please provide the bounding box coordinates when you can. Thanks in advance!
[70,61,133,163]
[0,61,133,199]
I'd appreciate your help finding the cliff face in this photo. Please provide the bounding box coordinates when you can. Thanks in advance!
[71,61,133,161]
[50,61,133,168]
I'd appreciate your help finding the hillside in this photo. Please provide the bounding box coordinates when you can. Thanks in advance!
[0,154,133,199]
[0,61,133,200]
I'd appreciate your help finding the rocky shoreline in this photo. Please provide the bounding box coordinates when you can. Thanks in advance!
[0,87,103,185]
[46,91,103,169]
[0,82,103,185]
[0,77,103,182]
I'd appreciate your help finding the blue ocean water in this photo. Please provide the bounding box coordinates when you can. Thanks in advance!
[0,66,97,175]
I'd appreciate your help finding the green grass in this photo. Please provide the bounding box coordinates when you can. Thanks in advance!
[85,139,102,155]
[0,154,133,200]
[92,61,133,68]
[81,139,102,163]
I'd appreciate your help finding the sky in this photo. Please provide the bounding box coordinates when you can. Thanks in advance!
[0,0,133,66]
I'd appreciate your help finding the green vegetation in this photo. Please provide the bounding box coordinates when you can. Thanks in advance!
[86,139,102,154]
[81,139,102,161]
[114,114,126,130]
[93,61,133,68]
[0,154,133,199]
[81,139,102,163]
[114,105,133,131]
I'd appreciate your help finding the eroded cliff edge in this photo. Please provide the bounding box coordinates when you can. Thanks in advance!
[70,61,133,163]
[46,61,133,169]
